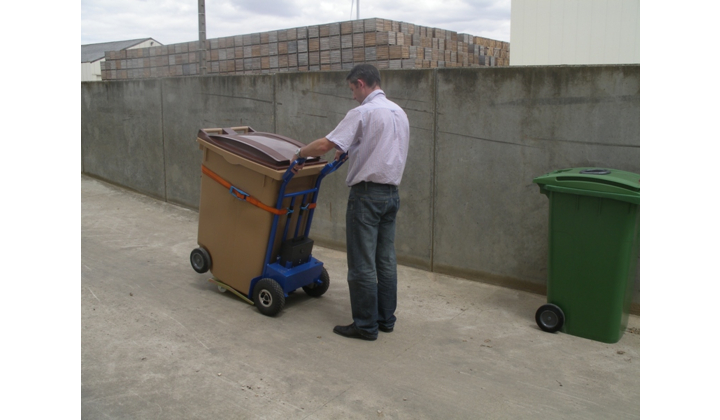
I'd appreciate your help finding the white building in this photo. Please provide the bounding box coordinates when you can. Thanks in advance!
[81,38,162,81]
[510,0,639,65]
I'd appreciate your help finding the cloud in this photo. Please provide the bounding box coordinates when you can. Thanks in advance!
[81,0,198,44]
[225,0,301,18]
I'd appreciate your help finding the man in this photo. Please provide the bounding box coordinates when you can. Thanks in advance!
[292,64,410,341]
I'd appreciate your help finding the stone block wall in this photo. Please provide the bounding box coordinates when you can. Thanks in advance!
[100,17,510,80]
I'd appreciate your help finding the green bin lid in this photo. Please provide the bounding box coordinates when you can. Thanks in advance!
[532,168,640,205]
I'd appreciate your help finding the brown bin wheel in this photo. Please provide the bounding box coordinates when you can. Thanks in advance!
[303,267,330,297]
[253,278,285,316]
[190,247,211,273]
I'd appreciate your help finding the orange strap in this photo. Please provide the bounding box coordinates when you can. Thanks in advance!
[201,165,288,215]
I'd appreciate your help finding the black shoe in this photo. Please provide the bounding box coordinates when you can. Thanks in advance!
[333,323,377,341]
[378,324,394,333]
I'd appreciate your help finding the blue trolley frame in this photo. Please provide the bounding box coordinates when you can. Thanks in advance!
[245,154,347,301]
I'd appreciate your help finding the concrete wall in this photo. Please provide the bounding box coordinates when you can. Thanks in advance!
[81,80,165,197]
[161,75,276,208]
[433,66,640,293]
[81,65,640,311]
[273,70,437,269]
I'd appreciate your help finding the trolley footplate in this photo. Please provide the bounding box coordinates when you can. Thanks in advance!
[207,277,254,305]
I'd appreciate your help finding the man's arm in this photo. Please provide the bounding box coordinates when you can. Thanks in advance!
[294,137,338,159]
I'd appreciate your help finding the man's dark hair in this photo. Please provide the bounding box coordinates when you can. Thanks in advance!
[346,64,381,88]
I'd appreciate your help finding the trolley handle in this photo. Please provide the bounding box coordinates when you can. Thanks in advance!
[321,152,348,176]
[284,157,307,180]
[283,153,347,182]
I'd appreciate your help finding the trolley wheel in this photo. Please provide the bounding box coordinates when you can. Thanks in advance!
[535,303,565,333]
[303,267,330,297]
[190,247,211,273]
[253,278,285,316]
[217,285,227,293]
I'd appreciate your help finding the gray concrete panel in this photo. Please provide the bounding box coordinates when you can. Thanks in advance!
[380,70,435,270]
[433,66,640,305]
[274,70,435,270]
[161,75,276,209]
[275,71,354,251]
[81,81,165,198]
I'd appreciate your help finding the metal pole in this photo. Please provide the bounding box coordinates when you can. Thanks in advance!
[357,0,360,19]
[198,0,207,75]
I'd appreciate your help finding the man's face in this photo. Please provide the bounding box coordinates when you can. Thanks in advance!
[349,80,369,104]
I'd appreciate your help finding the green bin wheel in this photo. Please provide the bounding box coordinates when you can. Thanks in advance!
[253,278,285,316]
[303,267,330,297]
[536,304,565,333]
[190,247,211,273]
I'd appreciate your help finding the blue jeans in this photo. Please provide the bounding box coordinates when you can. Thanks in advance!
[346,182,400,337]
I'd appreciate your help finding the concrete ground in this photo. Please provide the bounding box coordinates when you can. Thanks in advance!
[81,175,640,419]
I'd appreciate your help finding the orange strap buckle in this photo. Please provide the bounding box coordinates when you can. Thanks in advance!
[201,165,288,216]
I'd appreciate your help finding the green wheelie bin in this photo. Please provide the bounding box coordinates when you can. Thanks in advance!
[533,168,639,343]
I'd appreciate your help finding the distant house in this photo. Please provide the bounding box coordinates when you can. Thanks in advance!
[81,38,162,81]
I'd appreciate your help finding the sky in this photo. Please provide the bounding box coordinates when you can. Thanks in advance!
[81,0,511,46]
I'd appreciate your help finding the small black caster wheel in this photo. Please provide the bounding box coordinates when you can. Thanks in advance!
[190,247,212,273]
[303,267,330,297]
[253,278,285,316]
[536,303,565,333]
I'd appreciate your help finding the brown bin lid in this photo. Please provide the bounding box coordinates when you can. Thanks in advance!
[198,127,326,170]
